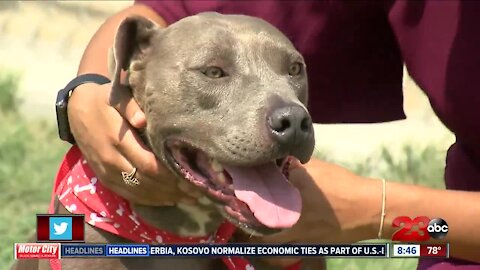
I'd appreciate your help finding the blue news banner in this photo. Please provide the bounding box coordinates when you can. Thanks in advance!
[60,243,388,258]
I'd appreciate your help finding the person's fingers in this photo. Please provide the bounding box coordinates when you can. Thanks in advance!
[68,83,198,206]
[108,84,146,129]
[88,144,139,190]
[113,114,202,201]
[114,121,161,177]
[91,144,179,205]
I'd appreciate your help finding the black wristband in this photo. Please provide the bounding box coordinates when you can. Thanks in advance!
[55,73,111,144]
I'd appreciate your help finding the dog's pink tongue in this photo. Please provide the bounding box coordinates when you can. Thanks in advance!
[224,162,301,228]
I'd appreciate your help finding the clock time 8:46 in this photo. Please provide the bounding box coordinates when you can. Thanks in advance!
[392,244,421,257]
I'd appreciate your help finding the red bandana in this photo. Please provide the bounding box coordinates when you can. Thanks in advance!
[48,146,301,270]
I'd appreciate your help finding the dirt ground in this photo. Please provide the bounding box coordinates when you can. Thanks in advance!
[0,1,454,162]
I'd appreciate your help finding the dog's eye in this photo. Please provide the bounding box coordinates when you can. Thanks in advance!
[203,67,225,78]
[288,62,303,76]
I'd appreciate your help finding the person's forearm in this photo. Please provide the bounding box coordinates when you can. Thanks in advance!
[77,3,166,76]
[299,159,480,262]
[377,180,480,262]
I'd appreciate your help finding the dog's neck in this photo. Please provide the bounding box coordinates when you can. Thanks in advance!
[131,197,224,238]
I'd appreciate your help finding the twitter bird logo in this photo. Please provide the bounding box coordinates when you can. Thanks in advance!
[53,222,69,235]
[49,217,72,240]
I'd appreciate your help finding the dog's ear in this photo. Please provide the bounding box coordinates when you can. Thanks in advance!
[109,16,158,105]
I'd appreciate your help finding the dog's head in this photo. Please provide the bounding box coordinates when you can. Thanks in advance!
[110,12,315,236]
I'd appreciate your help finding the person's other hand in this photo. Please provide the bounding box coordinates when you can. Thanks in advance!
[244,159,380,267]
[67,82,202,205]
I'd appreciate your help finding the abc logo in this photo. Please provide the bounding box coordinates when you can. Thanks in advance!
[427,218,449,240]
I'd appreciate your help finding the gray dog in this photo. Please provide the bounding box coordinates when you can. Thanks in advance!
[13,12,322,270]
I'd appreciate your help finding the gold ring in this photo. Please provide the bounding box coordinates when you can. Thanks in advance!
[122,167,139,186]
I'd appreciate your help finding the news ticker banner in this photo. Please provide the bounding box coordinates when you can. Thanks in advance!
[14,243,449,259]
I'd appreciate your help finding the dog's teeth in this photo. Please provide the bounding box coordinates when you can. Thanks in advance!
[217,173,227,184]
[211,159,224,172]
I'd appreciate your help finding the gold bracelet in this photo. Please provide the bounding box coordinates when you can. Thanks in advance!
[378,178,387,239]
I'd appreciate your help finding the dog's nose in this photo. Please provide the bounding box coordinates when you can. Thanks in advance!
[267,105,313,147]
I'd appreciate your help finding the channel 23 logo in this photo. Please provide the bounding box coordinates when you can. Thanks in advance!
[392,216,449,241]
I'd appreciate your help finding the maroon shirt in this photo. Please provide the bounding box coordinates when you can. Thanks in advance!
[136,1,480,269]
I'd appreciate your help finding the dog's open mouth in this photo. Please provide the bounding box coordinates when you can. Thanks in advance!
[165,140,302,234]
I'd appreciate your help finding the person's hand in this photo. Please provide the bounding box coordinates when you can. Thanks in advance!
[244,159,380,267]
[67,82,202,206]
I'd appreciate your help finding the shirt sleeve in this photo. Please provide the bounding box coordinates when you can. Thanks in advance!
[135,0,222,25]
